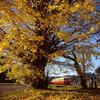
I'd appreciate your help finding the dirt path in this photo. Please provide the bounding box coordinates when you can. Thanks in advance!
[0,83,25,95]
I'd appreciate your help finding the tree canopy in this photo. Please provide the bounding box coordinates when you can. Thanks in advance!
[0,0,99,88]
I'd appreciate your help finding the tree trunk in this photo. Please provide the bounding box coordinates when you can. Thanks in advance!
[80,75,87,89]
[75,62,88,89]
[32,76,48,89]
[31,55,49,89]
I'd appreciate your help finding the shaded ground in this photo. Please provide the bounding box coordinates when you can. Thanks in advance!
[0,83,100,100]
[0,83,25,95]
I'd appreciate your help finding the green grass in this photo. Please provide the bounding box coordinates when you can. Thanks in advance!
[48,84,81,90]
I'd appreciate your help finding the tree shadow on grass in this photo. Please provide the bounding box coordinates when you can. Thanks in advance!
[47,88,100,95]
[79,88,100,95]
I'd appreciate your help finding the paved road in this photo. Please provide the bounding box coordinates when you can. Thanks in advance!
[0,83,25,95]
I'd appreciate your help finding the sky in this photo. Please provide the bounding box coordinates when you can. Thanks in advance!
[91,56,100,72]
[45,56,100,77]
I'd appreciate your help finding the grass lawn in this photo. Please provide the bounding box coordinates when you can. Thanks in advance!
[0,84,100,100]
[48,84,81,91]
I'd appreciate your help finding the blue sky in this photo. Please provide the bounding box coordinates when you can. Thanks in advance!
[91,56,100,72]
[45,55,100,77]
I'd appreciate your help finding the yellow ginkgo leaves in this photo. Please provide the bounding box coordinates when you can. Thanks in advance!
[0,41,9,51]
[57,31,71,42]
[0,0,97,87]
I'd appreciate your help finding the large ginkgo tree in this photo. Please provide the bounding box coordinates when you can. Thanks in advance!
[0,0,98,88]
